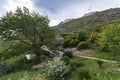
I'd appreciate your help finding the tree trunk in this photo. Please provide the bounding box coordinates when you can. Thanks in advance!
[35,53,41,62]
[32,41,43,62]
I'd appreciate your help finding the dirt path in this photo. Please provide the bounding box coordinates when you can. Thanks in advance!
[74,53,120,64]
[64,48,120,64]
[32,51,63,69]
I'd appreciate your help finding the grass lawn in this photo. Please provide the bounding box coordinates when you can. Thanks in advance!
[67,57,120,80]
[0,68,43,80]
[0,54,45,80]
[92,50,120,61]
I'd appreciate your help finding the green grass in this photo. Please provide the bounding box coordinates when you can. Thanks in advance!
[92,50,113,59]
[1,52,120,80]
[0,68,43,80]
[0,54,44,80]
[1,57,120,80]
[92,50,120,61]
[67,57,120,80]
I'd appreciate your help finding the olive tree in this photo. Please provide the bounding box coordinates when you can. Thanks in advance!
[0,7,55,59]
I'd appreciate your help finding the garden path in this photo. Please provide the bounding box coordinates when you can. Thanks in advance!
[74,51,120,63]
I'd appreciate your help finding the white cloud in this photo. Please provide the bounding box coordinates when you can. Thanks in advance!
[4,0,34,12]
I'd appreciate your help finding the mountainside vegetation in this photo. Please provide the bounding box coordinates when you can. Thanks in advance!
[97,19,120,59]
[55,8,120,33]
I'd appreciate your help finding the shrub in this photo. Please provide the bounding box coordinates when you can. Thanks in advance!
[96,60,104,67]
[60,56,70,65]
[9,73,47,80]
[62,38,71,48]
[0,55,28,77]
[56,46,64,52]
[88,32,97,43]
[77,41,88,50]
[75,62,85,67]
[78,68,91,80]
[44,61,69,80]
[3,55,28,71]
[69,61,76,71]
[0,63,10,77]
[0,42,31,60]
[97,24,120,58]
[62,39,78,48]
[99,46,110,52]
[0,55,29,77]
[88,43,98,49]
[60,32,72,38]
[63,51,73,58]
[62,35,78,48]
[77,30,89,42]
[69,39,78,47]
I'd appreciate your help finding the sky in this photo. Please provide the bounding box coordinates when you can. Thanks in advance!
[0,0,120,26]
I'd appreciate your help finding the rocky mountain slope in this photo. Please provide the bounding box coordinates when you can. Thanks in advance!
[55,8,120,33]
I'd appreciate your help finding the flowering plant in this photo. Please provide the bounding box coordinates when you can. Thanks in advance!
[44,61,69,80]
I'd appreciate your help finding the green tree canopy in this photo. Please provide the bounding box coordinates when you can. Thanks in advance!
[97,24,120,58]
[77,29,89,42]
[0,7,55,57]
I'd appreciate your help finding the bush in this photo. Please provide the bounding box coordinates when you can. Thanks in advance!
[78,68,91,80]
[77,41,88,50]
[69,61,85,71]
[0,55,31,77]
[75,62,85,67]
[69,39,78,47]
[88,32,97,43]
[0,42,31,60]
[62,35,78,48]
[62,39,78,48]
[9,73,47,80]
[97,24,120,55]
[63,51,73,58]
[88,43,98,49]
[0,63,10,77]
[44,61,69,80]
[60,32,72,38]
[96,60,104,67]
[69,62,76,71]
[62,38,71,48]
[60,56,70,65]
[0,55,28,77]
[77,30,89,42]
[99,46,110,52]
[3,55,28,71]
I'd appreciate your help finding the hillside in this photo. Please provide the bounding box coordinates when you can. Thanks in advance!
[55,8,120,33]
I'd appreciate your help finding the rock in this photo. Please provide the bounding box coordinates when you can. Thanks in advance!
[32,62,46,69]
[25,54,36,60]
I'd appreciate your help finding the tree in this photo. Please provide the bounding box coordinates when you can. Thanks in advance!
[77,30,89,42]
[0,7,55,60]
[97,24,120,59]
[62,35,78,48]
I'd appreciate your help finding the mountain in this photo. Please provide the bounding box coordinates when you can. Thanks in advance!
[55,8,120,33]
[59,19,73,25]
